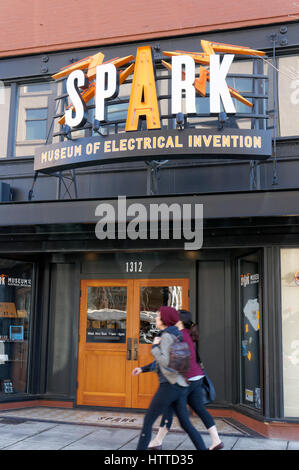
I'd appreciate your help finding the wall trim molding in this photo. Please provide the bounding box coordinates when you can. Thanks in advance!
[209,408,299,441]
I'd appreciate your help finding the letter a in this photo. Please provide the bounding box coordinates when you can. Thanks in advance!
[126,46,161,131]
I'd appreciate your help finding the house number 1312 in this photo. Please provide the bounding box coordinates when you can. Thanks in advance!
[125,261,143,273]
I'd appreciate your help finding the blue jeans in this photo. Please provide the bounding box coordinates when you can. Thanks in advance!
[160,377,215,430]
[136,382,206,450]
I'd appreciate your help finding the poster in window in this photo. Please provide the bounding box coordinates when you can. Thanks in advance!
[239,256,261,409]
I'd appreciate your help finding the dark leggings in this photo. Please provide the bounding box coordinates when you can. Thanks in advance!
[136,382,206,450]
[160,378,215,430]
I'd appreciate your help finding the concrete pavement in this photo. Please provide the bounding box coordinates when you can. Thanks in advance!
[0,416,298,450]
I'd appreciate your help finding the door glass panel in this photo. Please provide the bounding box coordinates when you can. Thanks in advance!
[239,254,261,409]
[86,286,127,343]
[139,286,183,344]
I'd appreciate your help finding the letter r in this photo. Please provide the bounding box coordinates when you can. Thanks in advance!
[171,55,196,115]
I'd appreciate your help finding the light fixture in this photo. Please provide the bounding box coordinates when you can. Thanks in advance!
[63,124,72,140]
[218,112,227,130]
[93,119,108,136]
[176,112,184,130]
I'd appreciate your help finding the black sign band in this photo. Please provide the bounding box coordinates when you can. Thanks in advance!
[34,128,272,173]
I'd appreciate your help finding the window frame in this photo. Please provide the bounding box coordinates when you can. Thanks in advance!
[3,79,56,158]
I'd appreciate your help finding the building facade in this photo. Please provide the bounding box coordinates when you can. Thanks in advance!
[0,1,299,440]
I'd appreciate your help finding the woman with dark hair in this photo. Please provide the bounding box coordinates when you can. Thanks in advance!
[133,306,207,451]
[147,310,223,451]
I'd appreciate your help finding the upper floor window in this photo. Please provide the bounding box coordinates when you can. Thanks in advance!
[14,81,56,157]
[0,83,11,158]
[277,56,299,137]
[25,108,48,140]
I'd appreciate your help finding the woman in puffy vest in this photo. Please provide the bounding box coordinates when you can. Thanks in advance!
[133,306,206,450]
[148,309,223,451]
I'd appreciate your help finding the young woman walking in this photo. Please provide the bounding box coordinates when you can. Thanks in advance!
[147,310,224,450]
[133,306,207,451]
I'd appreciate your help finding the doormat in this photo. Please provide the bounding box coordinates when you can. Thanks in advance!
[0,407,255,436]
[0,417,28,425]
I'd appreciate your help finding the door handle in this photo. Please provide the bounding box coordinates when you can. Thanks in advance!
[133,338,138,361]
[127,338,132,360]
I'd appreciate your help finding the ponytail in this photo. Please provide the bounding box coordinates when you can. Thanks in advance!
[189,323,200,343]
[178,309,200,341]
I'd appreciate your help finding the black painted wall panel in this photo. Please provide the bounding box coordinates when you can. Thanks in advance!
[197,260,227,404]
[2,154,299,202]
[46,263,76,397]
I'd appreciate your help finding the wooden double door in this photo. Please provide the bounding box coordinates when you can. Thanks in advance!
[77,278,189,409]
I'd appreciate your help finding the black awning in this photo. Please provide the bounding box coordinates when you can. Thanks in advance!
[0,188,298,227]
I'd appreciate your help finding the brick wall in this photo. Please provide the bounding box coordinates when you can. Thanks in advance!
[0,0,298,57]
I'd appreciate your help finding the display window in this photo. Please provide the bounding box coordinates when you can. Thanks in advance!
[0,259,33,396]
[281,248,299,417]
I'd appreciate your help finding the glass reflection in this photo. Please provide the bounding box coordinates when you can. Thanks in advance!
[86,286,127,343]
[139,286,183,344]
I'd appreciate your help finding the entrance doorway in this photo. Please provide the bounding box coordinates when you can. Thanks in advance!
[77,278,189,408]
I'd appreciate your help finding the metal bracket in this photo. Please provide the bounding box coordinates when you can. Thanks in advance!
[127,338,132,360]
[28,79,80,200]
[133,338,138,361]
[56,169,78,199]
[269,32,280,187]
[146,160,169,195]
[249,161,261,190]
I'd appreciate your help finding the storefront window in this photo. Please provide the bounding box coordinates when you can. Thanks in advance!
[281,249,299,417]
[86,286,127,343]
[0,259,33,396]
[238,253,262,410]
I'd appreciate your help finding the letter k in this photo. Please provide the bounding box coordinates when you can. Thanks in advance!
[210,54,236,114]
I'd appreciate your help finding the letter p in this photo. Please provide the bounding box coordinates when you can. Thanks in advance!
[95,63,119,123]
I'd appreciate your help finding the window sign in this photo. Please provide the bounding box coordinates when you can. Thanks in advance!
[86,286,127,343]
[239,253,261,410]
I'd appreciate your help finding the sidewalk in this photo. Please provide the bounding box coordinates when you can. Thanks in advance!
[0,407,298,450]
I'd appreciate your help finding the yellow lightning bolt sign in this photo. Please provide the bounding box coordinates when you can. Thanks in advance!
[52,40,265,129]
